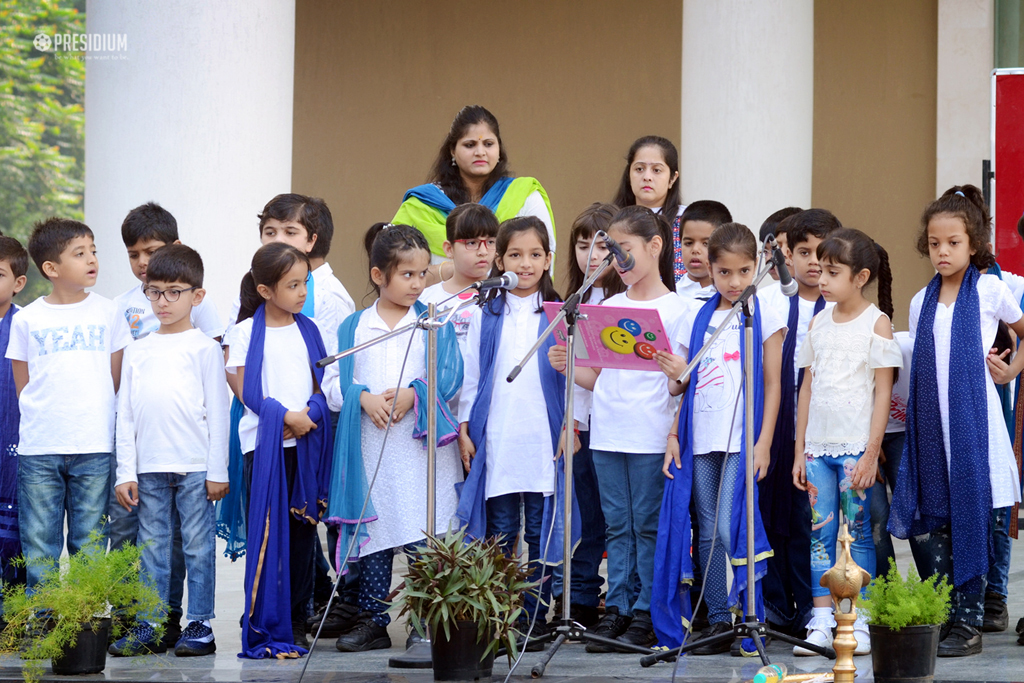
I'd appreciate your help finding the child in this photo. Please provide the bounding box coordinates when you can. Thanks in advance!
[758,207,803,287]
[612,136,687,283]
[0,236,28,598]
[792,228,901,656]
[890,185,1024,657]
[225,243,333,657]
[323,223,464,652]
[653,223,785,654]
[757,209,839,635]
[550,206,697,651]
[109,245,230,657]
[5,218,132,590]
[460,216,575,649]
[675,200,732,300]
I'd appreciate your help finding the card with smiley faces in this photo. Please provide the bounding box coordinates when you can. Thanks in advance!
[543,302,673,371]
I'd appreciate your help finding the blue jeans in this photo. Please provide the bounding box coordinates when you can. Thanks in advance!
[18,453,111,589]
[591,451,664,617]
[137,472,216,621]
[986,507,1010,599]
[691,452,741,624]
[806,452,875,598]
[487,492,550,621]
[551,430,606,607]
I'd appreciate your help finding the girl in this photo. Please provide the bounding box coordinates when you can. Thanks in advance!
[889,186,1024,657]
[324,223,463,653]
[457,216,575,648]
[549,205,693,651]
[652,223,785,653]
[791,228,901,657]
[612,136,686,283]
[225,243,333,658]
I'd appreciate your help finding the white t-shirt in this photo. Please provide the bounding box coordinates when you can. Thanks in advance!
[589,291,699,454]
[419,281,475,354]
[679,298,787,455]
[676,276,716,302]
[225,318,318,454]
[115,329,230,485]
[114,283,224,341]
[5,293,132,455]
[886,331,913,434]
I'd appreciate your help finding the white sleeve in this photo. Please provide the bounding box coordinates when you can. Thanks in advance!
[759,300,788,342]
[202,343,231,483]
[313,299,342,357]
[322,361,343,413]
[110,305,133,352]
[994,278,1024,324]
[517,190,556,254]
[5,313,28,361]
[224,322,250,372]
[193,298,224,339]
[457,309,482,420]
[115,351,137,486]
[908,290,923,340]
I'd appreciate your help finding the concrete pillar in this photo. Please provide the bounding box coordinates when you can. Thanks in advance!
[680,0,814,231]
[85,0,295,315]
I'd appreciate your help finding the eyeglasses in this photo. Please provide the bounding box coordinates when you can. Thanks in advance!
[454,238,496,251]
[143,286,197,302]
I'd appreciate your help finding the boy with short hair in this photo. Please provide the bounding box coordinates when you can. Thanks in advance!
[675,200,732,300]
[5,218,131,589]
[109,244,229,657]
[759,207,803,282]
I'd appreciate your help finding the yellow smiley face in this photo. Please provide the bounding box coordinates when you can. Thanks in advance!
[601,326,636,354]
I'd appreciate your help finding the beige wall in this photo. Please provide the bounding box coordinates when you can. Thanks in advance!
[812,0,939,328]
[293,0,682,304]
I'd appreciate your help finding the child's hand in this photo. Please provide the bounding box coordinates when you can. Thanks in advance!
[383,387,416,423]
[654,351,686,381]
[458,423,475,473]
[753,442,770,482]
[849,454,878,492]
[792,452,808,491]
[554,426,581,461]
[115,482,139,511]
[206,480,230,502]
[986,348,1015,384]
[360,392,391,429]
[284,407,317,438]
[548,346,568,374]
[663,434,682,479]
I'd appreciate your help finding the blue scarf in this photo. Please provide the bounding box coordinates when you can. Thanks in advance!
[652,295,772,648]
[760,294,823,536]
[215,397,247,560]
[240,305,332,659]
[453,293,579,564]
[888,267,991,591]
[403,177,515,215]
[0,305,21,571]
[326,301,463,568]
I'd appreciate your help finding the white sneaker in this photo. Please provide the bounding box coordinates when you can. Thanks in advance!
[794,615,835,656]
[853,615,871,655]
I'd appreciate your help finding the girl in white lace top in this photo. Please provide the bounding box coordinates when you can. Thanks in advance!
[791,228,902,657]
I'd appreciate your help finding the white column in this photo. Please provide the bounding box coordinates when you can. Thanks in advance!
[85,0,295,316]
[936,0,994,194]
[680,0,814,230]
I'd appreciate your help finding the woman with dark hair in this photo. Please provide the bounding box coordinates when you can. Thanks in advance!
[392,105,556,266]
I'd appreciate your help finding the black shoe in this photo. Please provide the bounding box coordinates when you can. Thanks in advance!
[692,621,734,656]
[335,615,391,652]
[516,619,553,652]
[307,601,362,637]
[292,624,310,649]
[1015,617,1024,645]
[160,611,182,650]
[570,603,600,629]
[615,610,656,650]
[982,592,1008,632]
[691,598,711,633]
[937,622,982,657]
[585,608,632,653]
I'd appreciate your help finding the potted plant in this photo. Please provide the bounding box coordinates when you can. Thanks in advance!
[394,529,539,682]
[0,530,165,681]
[861,559,952,683]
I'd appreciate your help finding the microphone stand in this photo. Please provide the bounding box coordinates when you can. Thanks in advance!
[639,246,835,668]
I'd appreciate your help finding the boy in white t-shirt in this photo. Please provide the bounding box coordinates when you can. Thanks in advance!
[5,218,131,590]
[675,201,731,302]
[109,245,229,657]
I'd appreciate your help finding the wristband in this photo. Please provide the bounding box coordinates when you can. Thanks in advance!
[667,432,678,439]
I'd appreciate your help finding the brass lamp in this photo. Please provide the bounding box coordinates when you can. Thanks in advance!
[819,524,871,683]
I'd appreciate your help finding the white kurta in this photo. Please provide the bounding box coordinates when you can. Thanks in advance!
[353,302,462,555]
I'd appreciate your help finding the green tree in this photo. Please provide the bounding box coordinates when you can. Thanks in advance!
[0,0,85,301]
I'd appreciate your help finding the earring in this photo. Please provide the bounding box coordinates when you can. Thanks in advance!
[451,156,456,166]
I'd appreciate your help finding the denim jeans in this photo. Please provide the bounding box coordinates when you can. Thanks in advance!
[108,455,186,614]
[871,432,928,577]
[915,523,986,626]
[806,452,875,598]
[487,492,550,621]
[137,472,216,621]
[986,507,1010,599]
[18,453,111,589]
[590,450,664,617]
[691,452,741,624]
[551,430,606,608]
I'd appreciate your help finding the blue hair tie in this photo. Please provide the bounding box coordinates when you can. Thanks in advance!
[955,190,965,198]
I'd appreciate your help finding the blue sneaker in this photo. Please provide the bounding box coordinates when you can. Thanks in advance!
[174,620,216,657]
[108,622,167,656]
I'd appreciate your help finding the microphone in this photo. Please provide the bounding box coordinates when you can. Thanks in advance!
[471,272,519,292]
[773,247,799,297]
[597,231,635,271]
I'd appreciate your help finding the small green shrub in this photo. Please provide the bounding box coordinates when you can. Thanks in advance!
[861,558,951,630]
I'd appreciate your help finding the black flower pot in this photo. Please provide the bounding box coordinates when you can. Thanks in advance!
[51,618,111,675]
[869,623,940,683]
[431,620,494,682]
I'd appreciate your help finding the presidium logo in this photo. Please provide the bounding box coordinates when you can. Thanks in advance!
[33,32,128,60]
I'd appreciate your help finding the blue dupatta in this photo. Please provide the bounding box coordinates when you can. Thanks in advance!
[652,294,772,648]
[403,177,515,215]
[0,305,21,573]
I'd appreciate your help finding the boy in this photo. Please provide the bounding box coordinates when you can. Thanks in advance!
[675,200,731,300]
[758,207,802,282]
[755,208,840,653]
[5,218,131,590]
[109,245,229,657]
